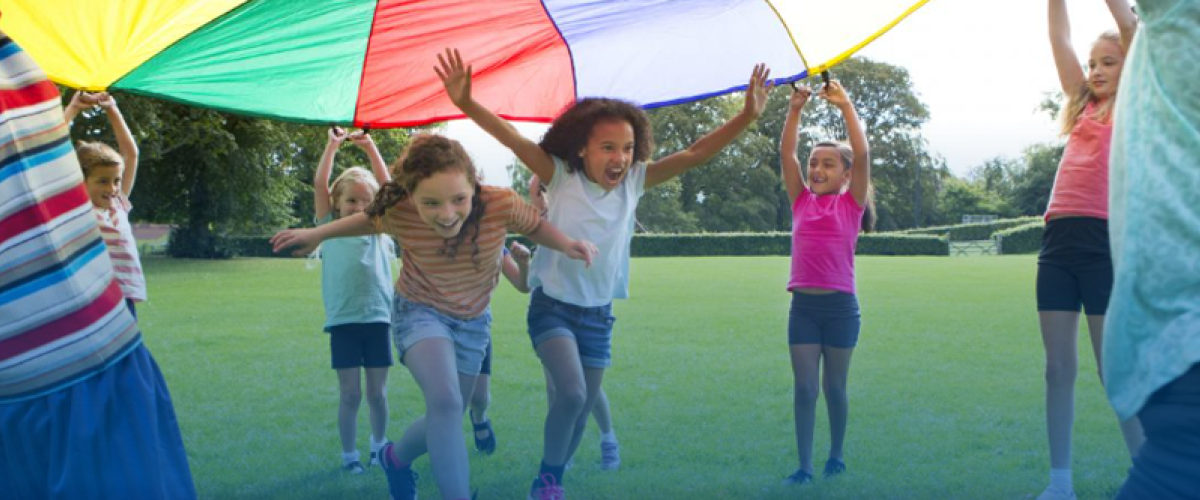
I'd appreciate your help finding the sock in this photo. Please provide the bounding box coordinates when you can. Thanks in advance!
[532,461,566,490]
[599,430,618,444]
[342,450,360,464]
[1049,468,1073,492]
[370,435,389,452]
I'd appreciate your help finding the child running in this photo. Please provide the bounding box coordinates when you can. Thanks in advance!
[312,127,394,474]
[63,91,145,317]
[1038,2,1142,498]
[271,134,596,500]
[778,79,873,486]
[436,48,770,499]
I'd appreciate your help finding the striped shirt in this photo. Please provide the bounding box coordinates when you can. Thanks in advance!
[94,194,147,301]
[375,186,541,319]
[0,34,140,403]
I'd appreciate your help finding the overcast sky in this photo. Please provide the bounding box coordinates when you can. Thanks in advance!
[445,1,1122,186]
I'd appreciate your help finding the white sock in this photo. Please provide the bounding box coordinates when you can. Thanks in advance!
[370,435,389,452]
[600,430,618,444]
[1049,468,1073,492]
[342,450,360,464]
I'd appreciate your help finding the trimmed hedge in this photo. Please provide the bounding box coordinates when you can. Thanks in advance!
[903,217,1041,241]
[995,222,1044,255]
[513,232,947,257]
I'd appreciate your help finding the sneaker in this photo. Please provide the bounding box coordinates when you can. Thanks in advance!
[369,441,391,468]
[380,443,419,500]
[599,441,621,470]
[1036,485,1077,500]
[343,460,365,475]
[528,473,565,500]
[822,458,846,478]
[782,469,813,485]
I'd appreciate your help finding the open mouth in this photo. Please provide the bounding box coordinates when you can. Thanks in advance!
[436,218,460,230]
[604,166,624,183]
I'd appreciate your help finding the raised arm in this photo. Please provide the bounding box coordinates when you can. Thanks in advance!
[270,212,378,256]
[645,64,771,189]
[314,127,347,221]
[822,82,871,206]
[1049,0,1085,95]
[436,48,555,182]
[500,241,533,293]
[63,91,96,124]
[780,85,812,203]
[97,93,139,197]
[1104,0,1138,50]
[349,130,390,185]
[523,220,597,267]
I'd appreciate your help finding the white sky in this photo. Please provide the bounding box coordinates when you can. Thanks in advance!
[445,1,1122,185]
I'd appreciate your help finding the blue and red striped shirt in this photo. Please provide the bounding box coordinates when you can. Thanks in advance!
[0,33,140,403]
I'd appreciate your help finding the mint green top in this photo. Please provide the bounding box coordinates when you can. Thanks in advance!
[1104,0,1200,420]
[317,214,395,331]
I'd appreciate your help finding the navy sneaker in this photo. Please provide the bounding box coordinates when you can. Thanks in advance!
[782,469,813,485]
[380,443,418,500]
[823,458,846,478]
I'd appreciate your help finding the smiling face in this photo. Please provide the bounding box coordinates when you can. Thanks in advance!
[579,119,635,191]
[85,164,123,209]
[412,169,474,238]
[334,180,376,218]
[807,146,851,195]
[1087,37,1125,100]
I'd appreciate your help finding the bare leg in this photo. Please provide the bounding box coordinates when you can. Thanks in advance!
[1085,314,1145,458]
[790,344,822,475]
[364,367,389,445]
[1040,311,1081,471]
[537,336,587,467]
[564,368,606,461]
[470,374,491,440]
[591,387,613,434]
[336,368,363,455]
[821,346,855,462]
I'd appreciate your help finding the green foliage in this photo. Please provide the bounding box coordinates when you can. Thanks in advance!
[995,221,1045,254]
[936,177,1011,224]
[856,233,950,256]
[903,217,1042,241]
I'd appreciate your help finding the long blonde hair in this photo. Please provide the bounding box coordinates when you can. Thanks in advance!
[1059,31,1122,135]
[329,166,380,217]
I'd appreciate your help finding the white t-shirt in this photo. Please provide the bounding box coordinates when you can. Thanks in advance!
[529,156,645,307]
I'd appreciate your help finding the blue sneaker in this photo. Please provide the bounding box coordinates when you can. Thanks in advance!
[380,443,418,500]
[782,469,813,485]
[823,458,846,478]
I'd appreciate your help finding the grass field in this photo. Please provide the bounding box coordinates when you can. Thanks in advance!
[137,255,1131,499]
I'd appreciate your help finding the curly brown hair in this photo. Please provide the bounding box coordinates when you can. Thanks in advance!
[538,98,654,173]
[366,134,487,267]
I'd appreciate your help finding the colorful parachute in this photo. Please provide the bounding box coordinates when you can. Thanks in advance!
[0,0,928,127]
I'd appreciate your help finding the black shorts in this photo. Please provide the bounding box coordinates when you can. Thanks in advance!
[787,292,861,348]
[1036,217,1113,315]
[329,322,393,369]
[479,341,492,376]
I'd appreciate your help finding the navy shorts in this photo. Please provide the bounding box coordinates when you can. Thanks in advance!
[788,292,861,348]
[480,342,492,376]
[1037,217,1113,315]
[1117,363,1200,500]
[329,322,393,369]
[527,288,615,369]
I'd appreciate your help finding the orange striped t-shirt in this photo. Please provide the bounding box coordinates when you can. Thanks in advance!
[94,194,147,302]
[374,186,541,319]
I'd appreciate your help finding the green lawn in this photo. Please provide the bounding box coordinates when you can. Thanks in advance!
[138,255,1131,499]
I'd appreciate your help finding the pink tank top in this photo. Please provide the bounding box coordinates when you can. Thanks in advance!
[1045,102,1111,221]
[788,188,866,294]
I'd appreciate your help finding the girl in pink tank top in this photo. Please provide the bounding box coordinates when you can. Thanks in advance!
[778,79,873,486]
[1035,2,1143,499]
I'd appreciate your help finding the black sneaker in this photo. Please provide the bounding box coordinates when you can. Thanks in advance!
[782,469,813,485]
[823,458,846,478]
[380,443,418,500]
[369,442,391,468]
[343,460,365,475]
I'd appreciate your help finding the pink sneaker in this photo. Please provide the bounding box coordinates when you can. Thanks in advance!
[528,472,565,500]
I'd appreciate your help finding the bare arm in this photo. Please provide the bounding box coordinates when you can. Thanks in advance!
[822,82,871,206]
[270,212,378,256]
[314,127,347,221]
[523,220,597,267]
[1105,0,1138,50]
[780,85,812,203]
[1049,0,1085,95]
[350,130,390,185]
[96,94,139,197]
[436,48,555,182]
[645,64,771,189]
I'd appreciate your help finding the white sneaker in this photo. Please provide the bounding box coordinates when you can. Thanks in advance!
[1036,485,1077,500]
[599,441,620,470]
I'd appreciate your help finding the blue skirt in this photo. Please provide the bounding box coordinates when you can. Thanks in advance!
[0,344,196,499]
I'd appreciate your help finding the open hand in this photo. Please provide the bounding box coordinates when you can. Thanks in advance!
[270,228,320,256]
[742,63,773,119]
[434,48,473,109]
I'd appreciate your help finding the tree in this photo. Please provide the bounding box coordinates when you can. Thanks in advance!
[1010,142,1064,217]
[938,177,1007,223]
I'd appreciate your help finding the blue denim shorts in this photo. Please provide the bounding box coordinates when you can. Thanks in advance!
[391,294,491,376]
[788,291,861,348]
[527,288,616,368]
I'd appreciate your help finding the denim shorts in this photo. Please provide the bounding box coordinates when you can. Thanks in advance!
[391,294,491,376]
[788,291,861,348]
[527,288,616,368]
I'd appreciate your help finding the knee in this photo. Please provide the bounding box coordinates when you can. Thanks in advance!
[553,383,587,416]
[340,387,363,407]
[794,382,820,407]
[424,389,463,419]
[366,390,388,409]
[823,381,848,404]
[1044,359,1078,386]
